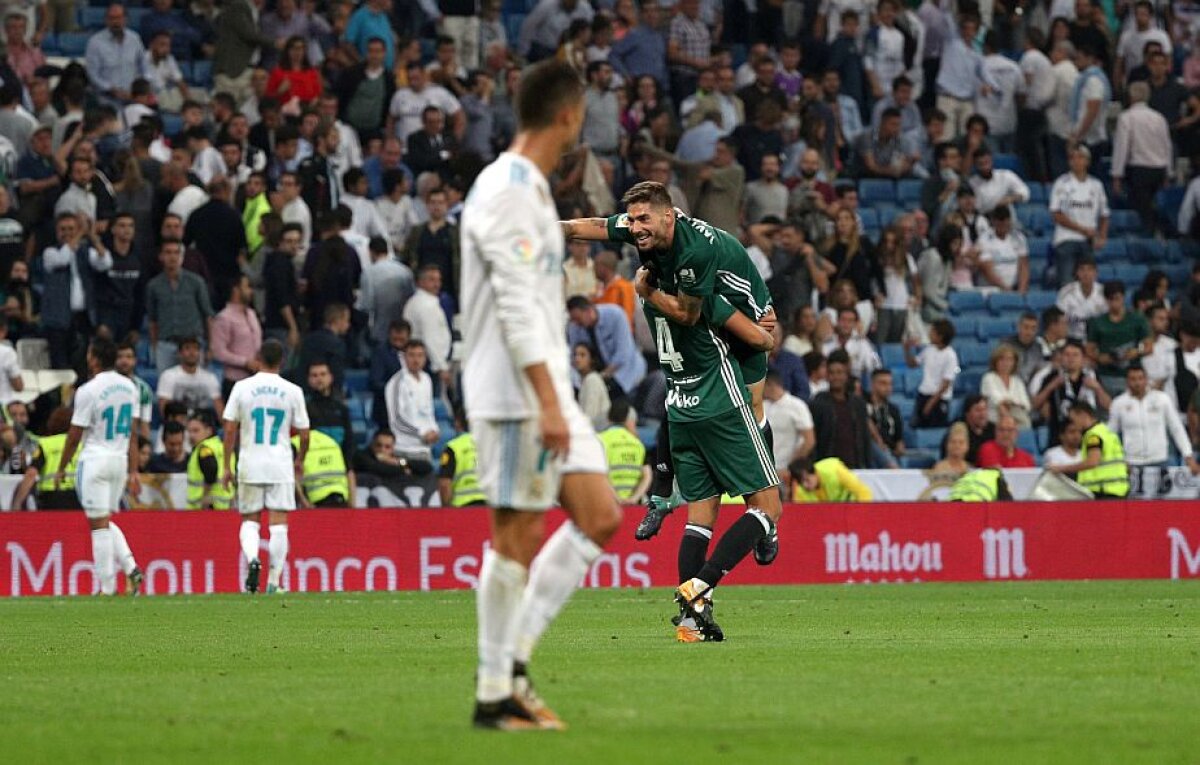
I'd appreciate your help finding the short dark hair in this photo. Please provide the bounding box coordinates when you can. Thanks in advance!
[827,349,851,368]
[389,319,412,335]
[802,351,825,376]
[1041,306,1065,327]
[89,338,118,369]
[188,410,215,430]
[931,318,956,344]
[892,75,912,91]
[382,169,407,196]
[1019,311,1038,323]
[515,59,586,131]
[162,420,186,439]
[405,339,427,353]
[989,205,1012,222]
[608,399,631,424]
[342,167,366,190]
[178,336,201,350]
[566,295,593,312]
[870,368,892,380]
[260,338,284,368]
[881,107,902,122]
[962,393,987,413]
[1068,400,1096,418]
[1104,281,1126,299]
[622,181,674,209]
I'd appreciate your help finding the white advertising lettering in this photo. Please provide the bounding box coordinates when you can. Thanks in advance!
[981,528,1028,579]
[823,531,943,574]
[1168,528,1200,579]
[666,388,700,409]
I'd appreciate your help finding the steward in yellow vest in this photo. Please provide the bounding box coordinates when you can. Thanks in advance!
[439,429,487,507]
[292,430,351,506]
[1048,401,1129,498]
[948,468,1013,501]
[790,457,874,502]
[32,432,80,510]
[599,422,648,502]
[188,428,237,509]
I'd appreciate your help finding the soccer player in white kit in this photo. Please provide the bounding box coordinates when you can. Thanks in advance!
[460,60,622,731]
[220,340,310,594]
[55,339,144,596]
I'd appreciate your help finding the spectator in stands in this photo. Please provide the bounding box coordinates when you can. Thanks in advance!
[354,430,428,492]
[653,137,745,235]
[1144,50,1190,135]
[406,105,458,179]
[261,222,302,356]
[921,142,961,228]
[866,367,905,469]
[871,76,921,143]
[0,321,22,406]
[905,318,958,427]
[5,13,44,86]
[1068,42,1111,170]
[518,0,594,62]
[564,238,597,300]
[975,33,1023,153]
[573,343,610,431]
[567,295,647,403]
[824,306,882,381]
[304,212,361,322]
[345,0,395,68]
[810,349,872,468]
[743,154,789,226]
[213,0,276,105]
[368,319,410,429]
[162,164,208,227]
[1180,173,1200,240]
[755,220,832,326]
[306,361,356,471]
[388,61,465,144]
[976,413,1036,468]
[402,265,453,388]
[142,30,189,114]
[828,11,867,115]
[931,422,973,479]
[92,212,141,343]
[976,206,1029,294]
[1111,81,1172,235]
[335,38,395,140]
[768,322,811,401]
[295,303,350,394]
[1005,312,1045,383]
[41,213,108,369]
[982,344,1033,429]
[610,1,667,89]
[872,225,919,343]
[1045,40,1080,180]
[738,57,788,131]
[932,4,984,138]
[1116,1,1172,85]
[1141,303,1177,397]
[375,171,420,254]
[1109,363,1197,472]
[210,275,262,400]
[297,122,341,216]
[385,339,439,462]
[940,393,994,464]
[266,36,322,112]
[274,171,312,252]
[764,369,815,480]
[185,178,247,307]
[85,4,146,105]
[593,251,636,329]
[917,224,961,323]
[157,336,223,417]
[1057,257,1106,341]
[1043,418,1083,467]
[1088,281,1152,388]
[784,306,820,357]
[856,107,919,179]
[402,188,459,302]
[666,0,710,103]
[358,236,414,345]
[147,421,189,473]
[1048,400,1130,498]
[1049,145,1109,287]
[1032,339,1111,445]
[732,102,785,184]
[55,157,115,232]
[969,148,1030,215]
[822,207,876,301]
[1017,30,1054,183]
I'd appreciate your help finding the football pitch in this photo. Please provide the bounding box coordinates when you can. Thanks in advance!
[3,581,1198,764]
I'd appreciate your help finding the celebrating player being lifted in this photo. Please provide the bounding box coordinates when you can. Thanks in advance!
[563,185,784,641]
[460,60,622,730]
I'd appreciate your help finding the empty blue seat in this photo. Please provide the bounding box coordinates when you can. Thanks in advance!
[189,61,213,87]
[56,32,89,56]
[858,179,896,204]
[956,342,992,367]
[1016,205,1052,235]
[900,452,936,469]
[126,7,148,28]
[1017,429,1039,456]
[897,179,923,205]
[1155,186,1185,235]
[79,6,106,28]
[1026,237,1051,261]
[895,397,915,421]
[949,291,986,315]
[1109,209,1141,235]
[955,370,983,395]
[993,153,1022,173]
[1113,264,1149,287]
[880,343,907,369]
[1026,290,1057,312]
[1027,183,1048,204]
[161,113,183,136]
[1034,426,1050,451]
[952,316,978,338]
[344,369,369,393]
[977,317,1015,340]
[859,208,880,229]
[914,428,948,450]
[876,203,902,227]
[1127,237,1166,264]
[1095,239,1128,262]
[988,292,1026,316]
[903,368,924,395]
[1164,263,1191,287]
[505,14,526,48]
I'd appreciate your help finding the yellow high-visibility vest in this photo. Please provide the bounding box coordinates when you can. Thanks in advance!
[292,430,350,504]
[792,458,873,502]
[1078,422,1129,497]
[35,433,77,493]
[598,426,646,500]
[186,436,236,509]
[949,468,1002,502]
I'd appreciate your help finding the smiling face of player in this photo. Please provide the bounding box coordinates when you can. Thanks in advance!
[625,200,675,251]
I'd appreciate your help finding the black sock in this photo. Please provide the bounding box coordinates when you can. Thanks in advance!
[649,421,675,498]
[694,510,773,587]
[760,419,774,457]
[678,524,712,583]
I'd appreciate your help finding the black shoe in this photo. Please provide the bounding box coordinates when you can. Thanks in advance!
[753,530,779,565]
[472,697,542,731]
[127,567,144,596]
[635,495,678,540]
[245,559,261,594]
[696,599,724,642]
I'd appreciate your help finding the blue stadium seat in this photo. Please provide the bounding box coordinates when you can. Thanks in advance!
[993,153,1022,173]
[126,7,148,28]
[189,61,213,87]
[1109,209,1141,235]
[1034,426,1050,451]
[1017,429,1040,458]
[858,179,896,204]
[895,397,915,421]
[505,14,526,48]
[346,396,366,421]
[977,317,1015,340]
[344,369,369,394]
[900,452,936,469]
[140,369,159,391]
[859,208,880,229]
[729,43,748,69]
[433,398,450,422]
[79,6,106,28]
[1026,290,1057,312]
[952,316,979,338]
[1127,237,1166,264]
[55,32,89,56]
[880,343,907,369]
[902,368,923,395]
[914,428,947,450]
[988,292,1026,316]
[1027,183,1047,204]
[1155,187,1185,235]
[1164,263,1191,287]
[1095,239,1128,262]
[948,291,986,315]
[897,179,923,205]
[956,341,992,367]
[1113,264,1149,287]
[1026,237,1051,261]
[161,113,183,137]
[1016,205,1051,235]
[955,370,983,396]
[876,203,902,227]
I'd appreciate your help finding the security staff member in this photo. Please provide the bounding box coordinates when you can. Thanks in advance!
[949,468,1014,501]
[305,361,357,503]
[1048,401,1129,498]
[186,412,237,509]
[438,411,486,507]
[11,408,79,510]
[292,429,353,506]
[597,401,651,503]
[790,456,874,502]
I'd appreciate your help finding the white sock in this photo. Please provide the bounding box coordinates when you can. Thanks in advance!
[512,522,603,666]
[268,524,289,587]
[91,528,116,596]
[108,522,138,576]
[476,549,528,703]
[239,520,261,565]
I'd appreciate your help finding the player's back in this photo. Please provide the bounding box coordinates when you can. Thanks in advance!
[226,372,309,483]
[75,370,139,457]
[674,212,773,321]
[460,152,570,421]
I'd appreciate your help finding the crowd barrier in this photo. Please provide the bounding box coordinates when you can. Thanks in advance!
[4,466,1200,511]
[3,501,1199,596]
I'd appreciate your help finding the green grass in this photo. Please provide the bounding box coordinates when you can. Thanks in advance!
[2,581,1198,764]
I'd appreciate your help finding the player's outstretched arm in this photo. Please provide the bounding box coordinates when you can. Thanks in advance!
[560,218,612,242]
[721,310,775,352]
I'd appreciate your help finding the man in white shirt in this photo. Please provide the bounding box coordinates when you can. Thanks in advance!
[1115,0,1172,84]
[340,167,390,242]
[1018,29,1055,182]
[977,206,1029,293]
[1049,144,1109,286]
[156,337,224,417]
[185,126,225,186]
[384,339,439,462]
[1068,43,1111,163]
[969,147,1029,214]
[1042,418,1083,466]
[375,168,420,253]
[0,322,24,405]
[1109,365,1197,472]
[163,164,209,226]
[1045,40,1080,180]
[277,171,313,253]
[975,32,1024,152]
[386,62,464,143]
[864,0,908,101]
[222,339,310,595]
[402,264,453,388]
[763,370,814,477]
[822,306,882,380]
[1056,256,1106,340]
[1111,81,1172,235]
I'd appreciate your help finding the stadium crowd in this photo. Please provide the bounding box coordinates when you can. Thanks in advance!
[1,0,1200,507]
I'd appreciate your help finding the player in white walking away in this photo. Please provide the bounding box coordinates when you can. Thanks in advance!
[221,339,311,594]
[460,59,623,731]
[56,339,145,595]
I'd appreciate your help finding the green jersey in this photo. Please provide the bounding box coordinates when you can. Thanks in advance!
[644,297,751,423]
[132,375,154,425]
[606,210,772,321]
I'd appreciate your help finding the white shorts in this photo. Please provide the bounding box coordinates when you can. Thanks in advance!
[238,483,297,514]
[75,453,127,519]
[471,399,607,511]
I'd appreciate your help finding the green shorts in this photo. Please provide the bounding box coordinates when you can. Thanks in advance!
[668,406,779,502]
[726,338,768,387]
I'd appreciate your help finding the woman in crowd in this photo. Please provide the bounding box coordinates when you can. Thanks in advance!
[873,225,920,344]
[917,224,961,323]
[784,305,820,356]
[267,35,323,114]
[931,422,973,481]
[981,344,1032,429]
[823,207,876,303]
[573,343,610,432]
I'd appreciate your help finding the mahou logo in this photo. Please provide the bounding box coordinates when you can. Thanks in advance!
[1167,528,1200,579]
[981,528,1028,579]
[823,531,943,574]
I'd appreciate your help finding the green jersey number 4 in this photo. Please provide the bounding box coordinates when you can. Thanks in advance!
[655,317,684,372]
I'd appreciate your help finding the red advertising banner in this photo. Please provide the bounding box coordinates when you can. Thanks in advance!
[3,503,1200,596]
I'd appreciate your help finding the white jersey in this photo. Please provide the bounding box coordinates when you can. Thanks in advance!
[224,372,310,484]
[460,152,572,421]
[71,370,140,459]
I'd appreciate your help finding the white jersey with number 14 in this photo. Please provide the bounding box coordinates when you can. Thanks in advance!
[224,372,310,484]
[72,370,140,459]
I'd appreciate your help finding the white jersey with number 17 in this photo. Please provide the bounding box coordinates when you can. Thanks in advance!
[72,370,140,459]
[224,372,310,484]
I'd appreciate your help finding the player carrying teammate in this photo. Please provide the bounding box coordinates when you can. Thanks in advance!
[55,339,144,595]
[460,60,623,730]
[221,340,310,595]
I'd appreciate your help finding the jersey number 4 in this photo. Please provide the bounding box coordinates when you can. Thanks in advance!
[101,403,133,440]
[251,407,286,445]
[655,317,684,372]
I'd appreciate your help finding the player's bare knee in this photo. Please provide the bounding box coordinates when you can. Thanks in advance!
[686,498,719,527]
